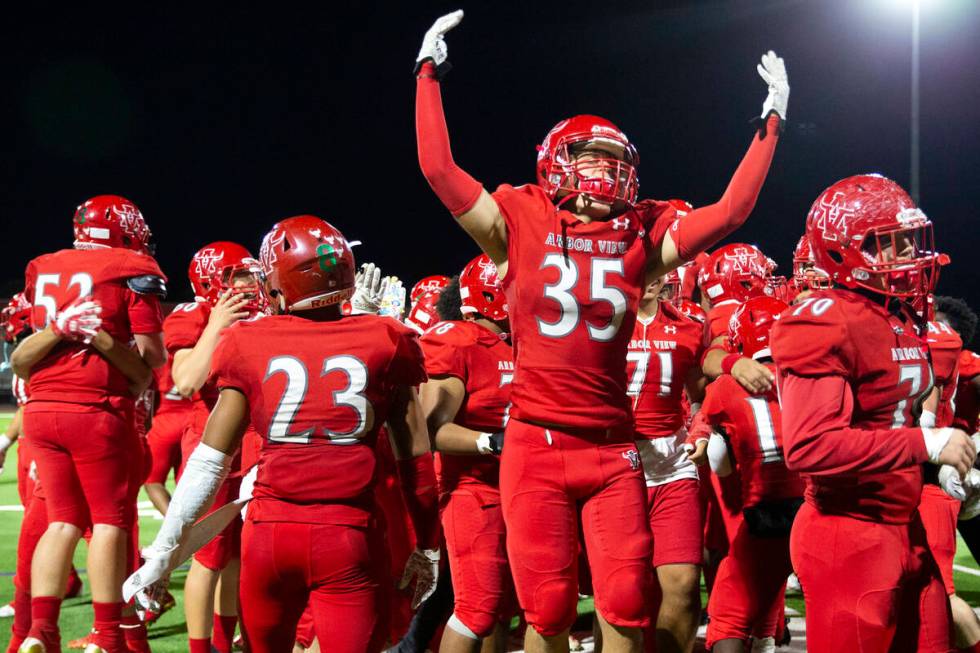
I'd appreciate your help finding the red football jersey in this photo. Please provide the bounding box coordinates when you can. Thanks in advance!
[700,370,803,507]
[925,320,962,428]
[163,301,218,407]
[419,320,513,492]
[771,290,934,523]
[704,300,740,346]
[213,314,427,526]
[152,352,195,415]
[954,350,980,433]
[628,302,703,439]
[495,183,677,430]
[23,248,164,404]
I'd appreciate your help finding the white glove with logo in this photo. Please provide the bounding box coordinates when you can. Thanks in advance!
[399,547,440,609]
[350,263,388,315]
[758,50,789,121]
[415,10,464,76]
[378,277,407,319]
[51,297,102,344]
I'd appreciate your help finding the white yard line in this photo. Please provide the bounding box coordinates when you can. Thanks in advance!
[955,563,980,577]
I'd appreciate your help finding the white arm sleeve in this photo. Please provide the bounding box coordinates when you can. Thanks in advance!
[707,433,733,476]
[149,443,230,554]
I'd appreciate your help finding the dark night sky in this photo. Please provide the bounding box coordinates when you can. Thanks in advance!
[4,1,980,341]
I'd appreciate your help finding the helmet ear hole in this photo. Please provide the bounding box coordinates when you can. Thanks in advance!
[828,250,844,265]
[282,238,291,251]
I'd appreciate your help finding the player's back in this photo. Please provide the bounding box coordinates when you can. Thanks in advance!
[24,247,164,404]
[702,373,803,507]
[493,182,676,430]
[212,313,426,526]
[925,320,963,427]
[772,289,933,523]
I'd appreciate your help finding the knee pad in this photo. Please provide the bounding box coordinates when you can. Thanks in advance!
[595,565,651,628]
[526,578,578,637]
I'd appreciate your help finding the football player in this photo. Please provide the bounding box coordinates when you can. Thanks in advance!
[698,244,775,394]
[130,216,439,653]
[11,195,166,653]
[166,241,265,653]
[411,275,451,309]
[415,11,787,651]
[696,297,802,653]
[770,174,974,652]
[418,254,514,653]
[626,274,705,653]
[788,234,830,304]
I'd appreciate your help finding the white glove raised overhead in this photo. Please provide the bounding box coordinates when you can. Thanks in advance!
[51,297,102,344]
[415,10,464,75]
[757,50,789,121]
[399,547,440,609]
[350,263,387,315]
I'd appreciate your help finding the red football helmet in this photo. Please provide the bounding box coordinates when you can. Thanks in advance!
[536,115,639,208]
[2,293,32,343]
[660,270,683,303]
[805,174,946,299]
[259,215,356,312]
[411,275,451,304]
[459,254,508,322]
[189,242,265,313]
[697,244,771,304]
[73,195,153,254]
[728,296,789,360]
[677,299,707,323]
[405,290,442,334]
[667,199,694,217]
[792,234,831,290]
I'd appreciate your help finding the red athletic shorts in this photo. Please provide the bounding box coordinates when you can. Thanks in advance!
[791,501,951,653]
[145,408,189,484]
[706,518,791,648]
[647,478,704,567]
[239,518,388,653]
[919,483,959,596]
[500,419,653,636]
[441,481,517,637]
[24,402,139,529]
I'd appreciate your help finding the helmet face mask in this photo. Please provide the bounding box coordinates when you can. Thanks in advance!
[537,116,639,213]
[806,175,944,300]
[698,244,772,305]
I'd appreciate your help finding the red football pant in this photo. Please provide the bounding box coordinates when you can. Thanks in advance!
[441,482,516,638]
[239,519,388,653]
[919,484,958,596]
[193,475,242,571]
[500,420,653,636]
[24,404,138,528]
[144,409,188,484]
[791,502,951,652]
[647,479,704,567]
[705,519,791,648]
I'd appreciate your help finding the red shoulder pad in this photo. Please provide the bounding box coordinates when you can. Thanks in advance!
[164,301,210,353]
[770,291,850,378]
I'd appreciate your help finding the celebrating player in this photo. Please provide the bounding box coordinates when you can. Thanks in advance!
[418,253,514,653]
[129,215,439,653]
[11,195,166,653]
[415,10,787,651]
[771,174,974,652]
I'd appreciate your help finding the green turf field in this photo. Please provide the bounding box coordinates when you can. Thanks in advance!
[0,411,979,651]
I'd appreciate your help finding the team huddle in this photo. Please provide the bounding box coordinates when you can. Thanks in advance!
[2,8,980,653]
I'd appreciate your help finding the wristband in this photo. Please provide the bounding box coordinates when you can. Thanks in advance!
[721,354,742,376]
[0,435,11,454]
[922,427,954,464]
[476,432,494,455]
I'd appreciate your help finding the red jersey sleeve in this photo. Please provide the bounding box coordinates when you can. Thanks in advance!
[386,321,428,388]
[961,350,980,380]
[779,374,929,475]
[419,322,468,381]
[164,304,207,354]
[212,329,247,393]
[127,292,164,334]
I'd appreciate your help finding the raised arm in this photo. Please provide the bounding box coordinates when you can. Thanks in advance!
[653,52,789,276]
[415,11,508,267]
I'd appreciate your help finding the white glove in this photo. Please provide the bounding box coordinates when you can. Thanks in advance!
[350,263,387,315]
[51,298,102,344]
[378,277,407,319]
[959,469,980,520]
[124,543,180,604]
[28,460,37,483]
[939,464,967,501]
[0,435,11,476]
[757,50,789,121]
[707,433,732,476]
[416,10,464,74]
[398,547,440,609]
